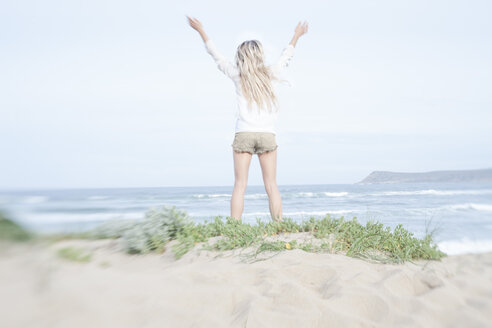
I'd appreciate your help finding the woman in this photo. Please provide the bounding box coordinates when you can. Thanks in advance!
[187,16,308,222]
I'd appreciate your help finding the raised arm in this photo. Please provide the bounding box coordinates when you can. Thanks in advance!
[289,21,309,47]
[272,21,309,74]
[187,16,239,79]
[187,16,209,43]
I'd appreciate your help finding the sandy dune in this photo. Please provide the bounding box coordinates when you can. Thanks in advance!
[1,236,491,328]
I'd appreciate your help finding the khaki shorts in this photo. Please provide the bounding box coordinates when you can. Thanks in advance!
[231,132,278,154]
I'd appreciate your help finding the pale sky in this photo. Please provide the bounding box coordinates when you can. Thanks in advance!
[1,0,491,189]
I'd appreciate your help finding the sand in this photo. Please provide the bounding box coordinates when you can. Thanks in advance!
[1,236,491,328]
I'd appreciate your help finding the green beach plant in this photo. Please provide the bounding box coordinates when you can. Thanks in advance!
[169,214,447,263]
[57,246,92,262]
[0,211,34,242]
[85,206,446,264]
[121,205,193,254]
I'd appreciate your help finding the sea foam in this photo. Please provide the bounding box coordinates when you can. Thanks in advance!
[438,238,492,255]
[374,189,492,196]
[446,203,492,212]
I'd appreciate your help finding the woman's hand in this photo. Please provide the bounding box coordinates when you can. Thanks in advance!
[187,16,203,32]
[289,21,308,47]
[294,21,309,38]
[187,16,209,42]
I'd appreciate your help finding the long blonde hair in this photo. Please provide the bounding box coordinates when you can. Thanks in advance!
[235,40,285,112]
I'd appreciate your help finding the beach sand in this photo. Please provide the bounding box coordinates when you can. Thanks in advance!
[1,236,491,328]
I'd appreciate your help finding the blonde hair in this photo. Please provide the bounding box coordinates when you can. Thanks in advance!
[235,40,286,113]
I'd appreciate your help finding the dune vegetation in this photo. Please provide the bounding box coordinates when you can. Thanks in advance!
[0,211,34,242]
[79,206,447,264]
[0,206,446,263]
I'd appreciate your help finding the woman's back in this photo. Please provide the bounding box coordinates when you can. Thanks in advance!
[204,39,295,134]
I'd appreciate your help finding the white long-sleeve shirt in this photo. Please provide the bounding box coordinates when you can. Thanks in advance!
[204,39,294,134]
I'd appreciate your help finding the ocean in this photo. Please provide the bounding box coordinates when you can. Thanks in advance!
[1,183,492,255]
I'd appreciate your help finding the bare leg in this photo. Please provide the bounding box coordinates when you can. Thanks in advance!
[258,149,283,222]
[231,150,253,221]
